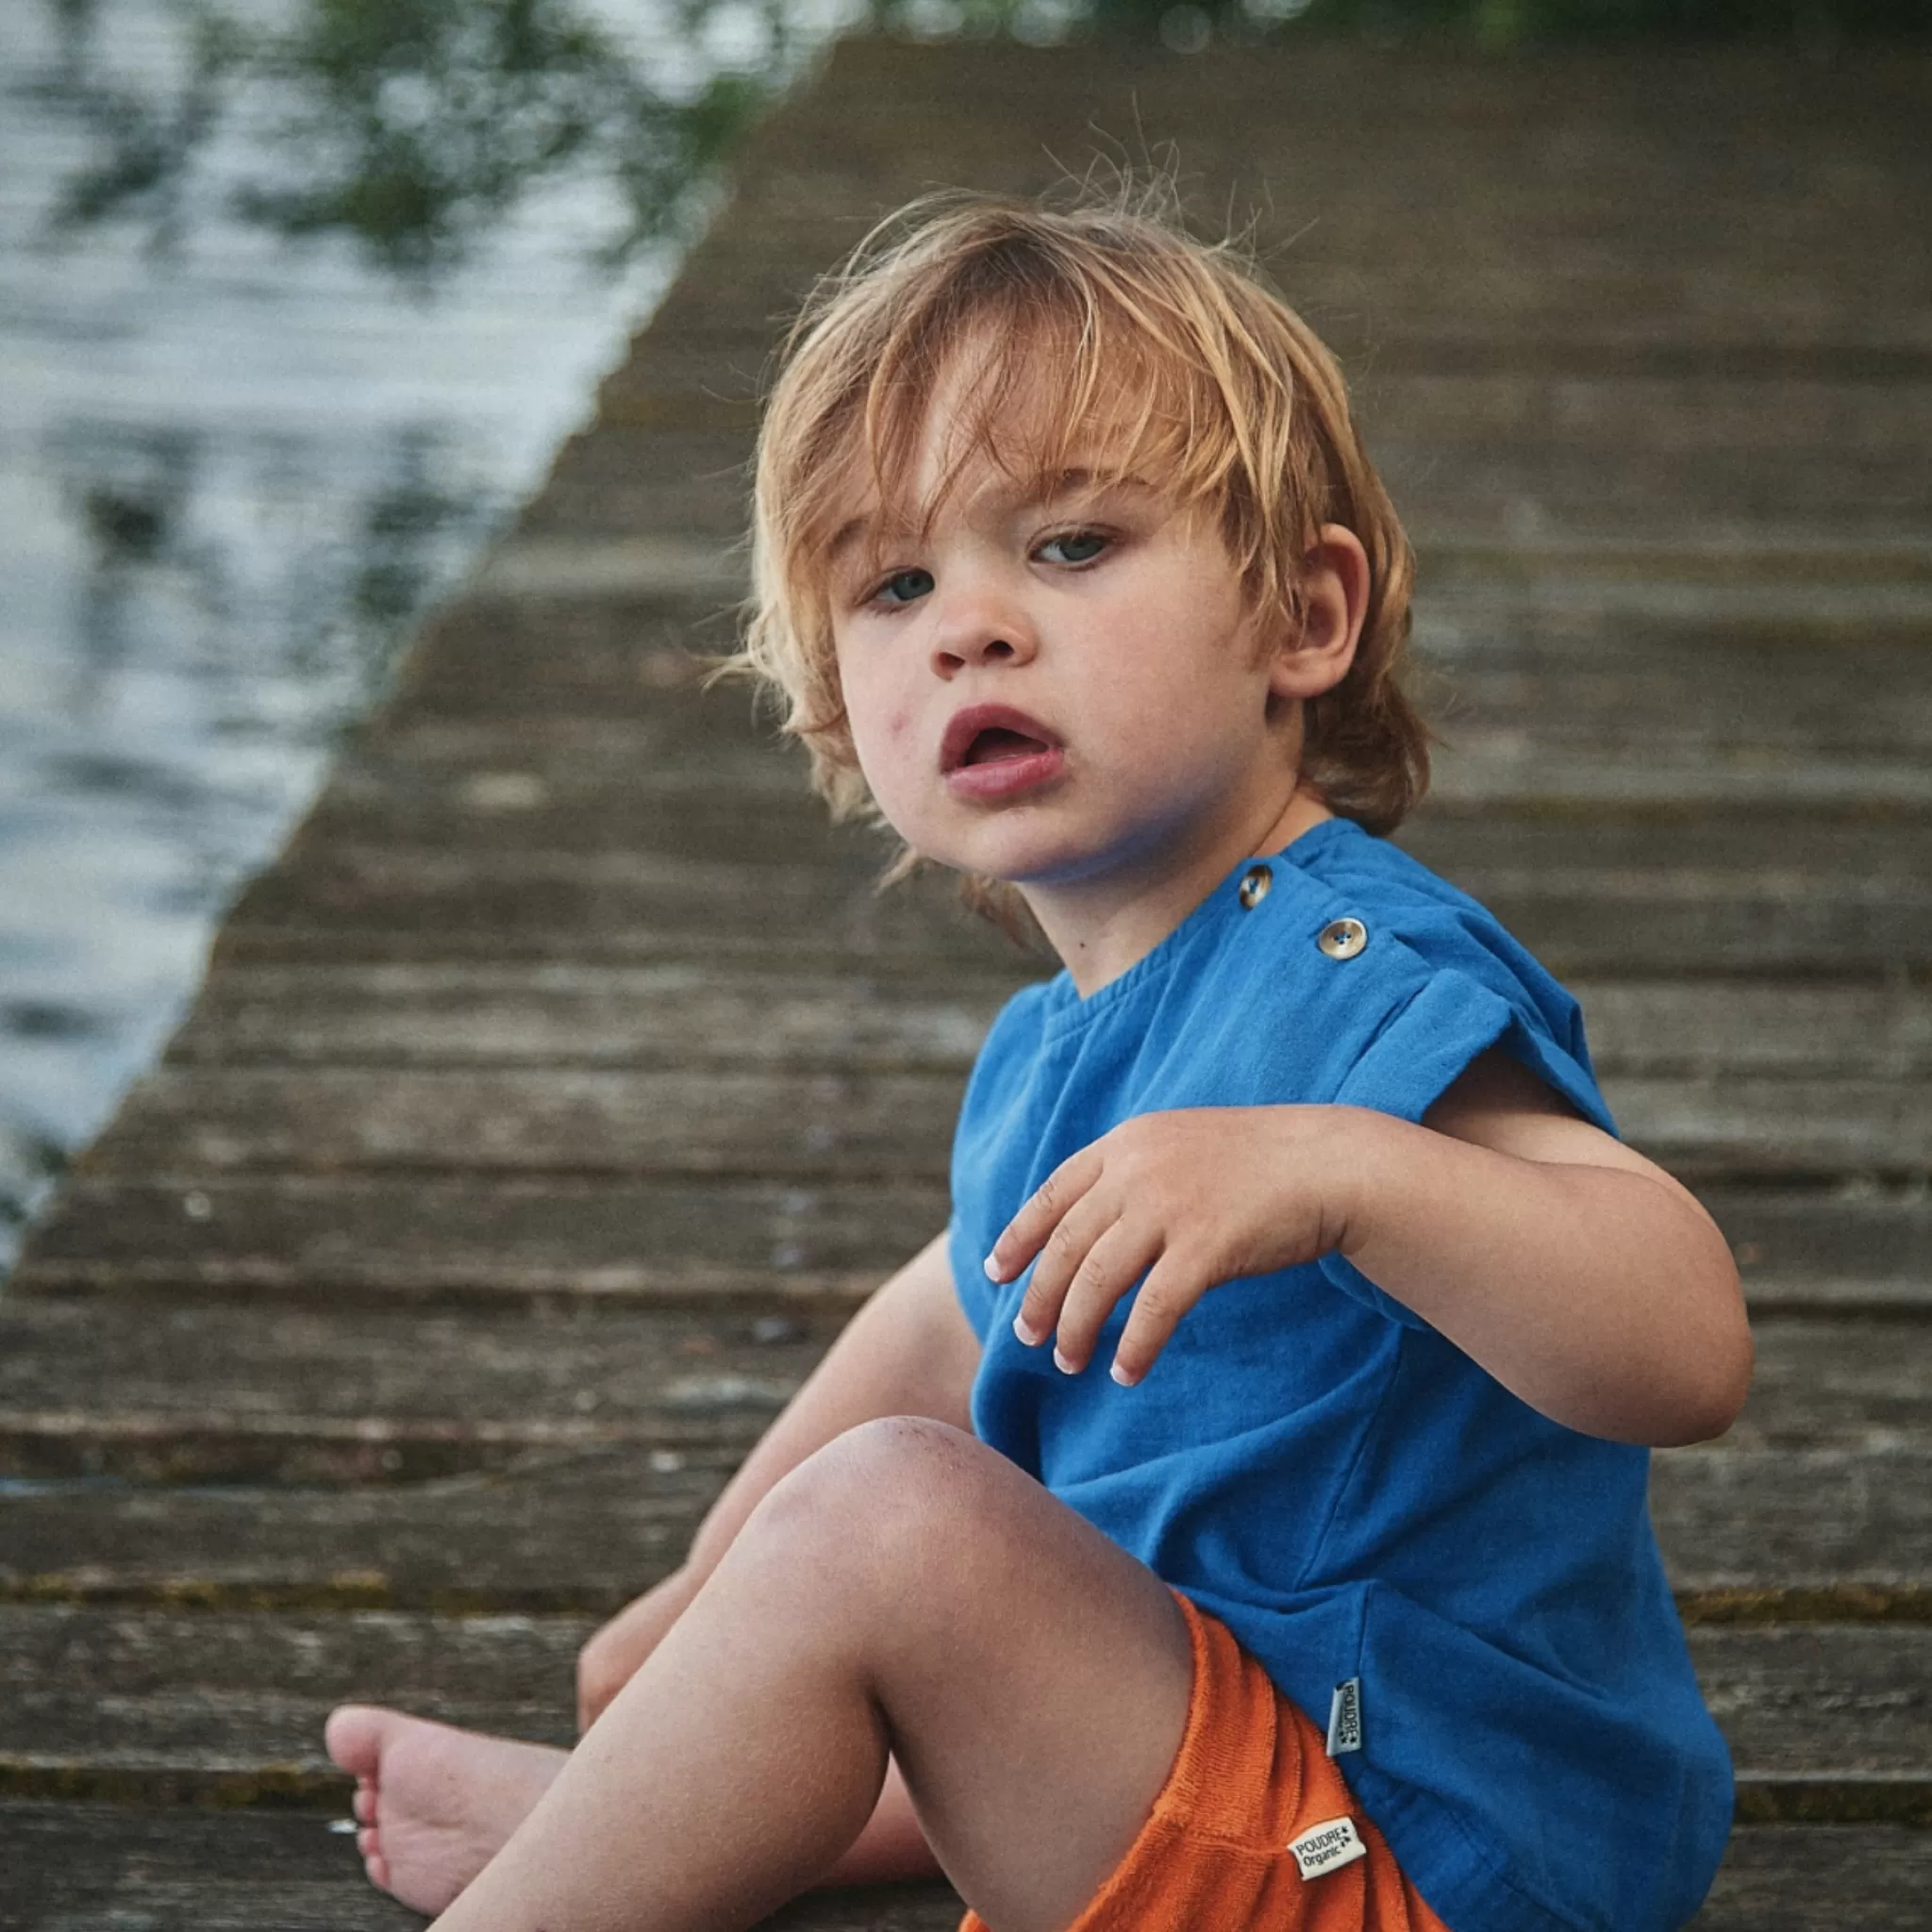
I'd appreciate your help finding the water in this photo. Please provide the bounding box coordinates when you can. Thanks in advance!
[0,0,817,1273]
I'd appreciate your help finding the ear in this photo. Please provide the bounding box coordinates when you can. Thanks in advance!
[1268,525,1371,702]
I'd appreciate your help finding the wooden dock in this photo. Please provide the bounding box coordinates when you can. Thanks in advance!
[5,37,1930,1928]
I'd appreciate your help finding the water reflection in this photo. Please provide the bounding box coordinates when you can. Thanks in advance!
[2,0,787,1270]
[40,0,786,276]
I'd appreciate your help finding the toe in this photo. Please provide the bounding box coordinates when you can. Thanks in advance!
[325,1703,397,1781]
[353,1782,377,1825]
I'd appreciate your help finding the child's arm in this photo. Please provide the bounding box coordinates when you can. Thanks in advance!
[578,1229,980,1726]
[988,1050,1752,1447]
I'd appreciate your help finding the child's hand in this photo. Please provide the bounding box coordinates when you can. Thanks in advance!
[984,1107,1363,1387]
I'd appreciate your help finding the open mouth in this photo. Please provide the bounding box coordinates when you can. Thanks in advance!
[960,725,1050,766]
[940,704,1062,776]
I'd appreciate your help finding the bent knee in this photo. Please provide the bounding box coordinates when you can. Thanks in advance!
[741,1416,1016,1568]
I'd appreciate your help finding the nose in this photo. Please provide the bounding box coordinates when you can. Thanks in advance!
[928,581,1037,681]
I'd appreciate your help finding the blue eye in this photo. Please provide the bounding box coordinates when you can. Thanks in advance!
[1039,530,1108,565]
[875,568,934,606]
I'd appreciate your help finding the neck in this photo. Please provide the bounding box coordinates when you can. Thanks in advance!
[1021,785,1334,998]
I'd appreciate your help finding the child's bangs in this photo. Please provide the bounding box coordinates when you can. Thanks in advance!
[830,274,1256,576]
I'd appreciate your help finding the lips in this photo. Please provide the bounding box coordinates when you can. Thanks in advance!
[939,702,1066,804]
[940,704,1062,774]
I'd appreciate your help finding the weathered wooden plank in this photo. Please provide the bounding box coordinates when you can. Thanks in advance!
[164,963,1024,1071]
[213,836,1932,974]
[0,1452,724,1611]
[516,429,753,543]
[0,1803,429,1931]
[381,591,747,723]
[0,1299,824,1483]
[292,765,860,869]
[0,1611,1924,1811]
[1446,883,1932,980]
[2,1805,1928,1932]
[1654,1446,1932,1593]
[1691,1826,1932,1930]
[10,1174,947,1306]
[217,848,1014,967]
[1357,371,1932,463]
[1707,1186,1932,1311]
[79,1067,963,1181]
[0,1611,582,1790]
[3,1301,1924,1485]
[1429,745,1932,811]
[11,1174,1925,1312]
[1724,1319,1932,1456]
[2,1441,1927,1606]
[1698,1625,1932,1790]
[1605,1077,1932,1180]
[71,1063,1932,1187]
[0,1801,963,1929]
[0,1607,586,1790]
[160,965,1928,1081]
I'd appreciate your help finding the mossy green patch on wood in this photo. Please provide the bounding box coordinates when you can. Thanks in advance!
[1682,1586,1932,1626]
[0,1760,349,1811]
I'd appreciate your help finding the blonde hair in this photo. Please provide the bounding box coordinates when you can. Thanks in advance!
[732,187,1429,921]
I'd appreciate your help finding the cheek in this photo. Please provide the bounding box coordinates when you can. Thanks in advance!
[841,673,919,791]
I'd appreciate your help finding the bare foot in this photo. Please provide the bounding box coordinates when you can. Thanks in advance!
[325,1705,567,1915]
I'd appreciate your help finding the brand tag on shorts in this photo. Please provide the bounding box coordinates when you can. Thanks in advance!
[1289,1815,1368,1880]
[1326,1677,1362,1756]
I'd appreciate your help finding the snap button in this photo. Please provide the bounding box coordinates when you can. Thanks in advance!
[1318,917,1368,959]
[1237,866,1273,910]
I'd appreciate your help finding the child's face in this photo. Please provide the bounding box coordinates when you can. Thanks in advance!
[827,384,1300,901]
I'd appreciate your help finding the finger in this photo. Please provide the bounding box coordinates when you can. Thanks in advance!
[1109,1249,1210,1388]
[1050,1218,1163,1375]
[1012,1190,1123,1347]
[986,1143,1106,1285]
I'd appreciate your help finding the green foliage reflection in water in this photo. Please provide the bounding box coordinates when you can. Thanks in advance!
[45,0,792,279]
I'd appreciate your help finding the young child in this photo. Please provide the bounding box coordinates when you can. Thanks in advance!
[325,192,1752,1932]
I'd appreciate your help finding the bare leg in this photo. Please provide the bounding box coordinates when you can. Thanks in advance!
[359,1417,1192,1932]
[325,1721,931,1911]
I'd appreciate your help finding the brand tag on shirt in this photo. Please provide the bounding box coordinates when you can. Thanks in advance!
[1326,1677,1363,1756]
[1290,1815,1367,1879]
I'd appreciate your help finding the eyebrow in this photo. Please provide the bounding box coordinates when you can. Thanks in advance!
[825,467,1145,563]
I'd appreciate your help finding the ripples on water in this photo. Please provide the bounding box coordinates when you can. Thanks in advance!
[0,0,818,1273]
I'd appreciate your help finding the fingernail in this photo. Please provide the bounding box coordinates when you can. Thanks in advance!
[1054,1347,1078,1374]
[1012,1313,1042,1345]
[983,1254,1002,1281]
[1110,1361,1137,1387]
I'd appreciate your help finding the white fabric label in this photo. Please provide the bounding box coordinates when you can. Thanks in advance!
[1326,1677,1362,1756]
[1290,1815,1368,1880]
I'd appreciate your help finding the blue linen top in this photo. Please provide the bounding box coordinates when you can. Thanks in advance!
[947,818,1732,1932]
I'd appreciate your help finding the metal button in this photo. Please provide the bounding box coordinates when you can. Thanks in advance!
[1318,917,1369,959]
[1238,866,1273,910]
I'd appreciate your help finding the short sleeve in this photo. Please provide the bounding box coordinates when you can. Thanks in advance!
[1319,959,1618,1327]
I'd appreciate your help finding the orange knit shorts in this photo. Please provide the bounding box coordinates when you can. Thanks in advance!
[959,1591,1452,1932]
